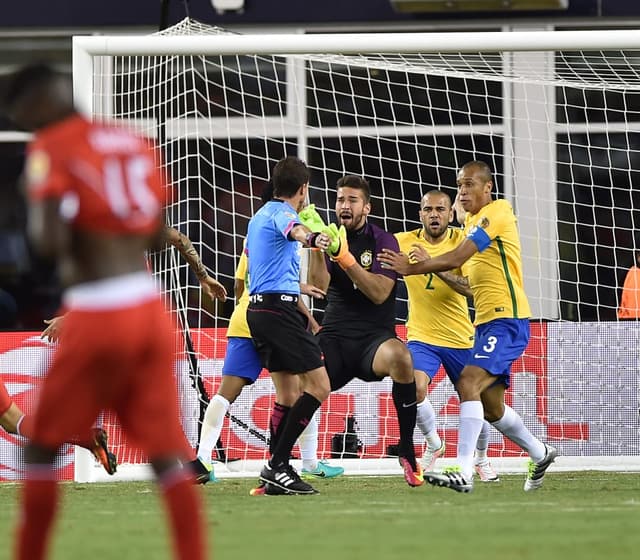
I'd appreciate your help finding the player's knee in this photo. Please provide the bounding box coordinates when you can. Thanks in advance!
[415,371,429,401]
[305,375,330,402]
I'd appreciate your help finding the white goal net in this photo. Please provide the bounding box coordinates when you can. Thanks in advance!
[72,18,640,481]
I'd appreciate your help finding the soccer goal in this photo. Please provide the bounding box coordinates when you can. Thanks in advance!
[72,18,640,482]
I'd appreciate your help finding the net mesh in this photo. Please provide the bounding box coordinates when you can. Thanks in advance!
[80,18,640,476]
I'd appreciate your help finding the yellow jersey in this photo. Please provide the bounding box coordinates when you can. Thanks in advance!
[464,198,531,325]
[226,251,251,338]
[395,227,474,348]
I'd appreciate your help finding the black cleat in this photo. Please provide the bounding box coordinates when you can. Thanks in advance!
[188,457,216,485]
[259,463,318,495]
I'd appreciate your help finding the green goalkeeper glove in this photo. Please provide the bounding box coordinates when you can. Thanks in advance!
[298,204,327,233]
[324,223,356,270]
[323,223,341,255]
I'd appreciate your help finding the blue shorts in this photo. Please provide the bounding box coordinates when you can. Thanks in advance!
[221,337,263,383]
[407,340,471,386]
[468,318,530,387]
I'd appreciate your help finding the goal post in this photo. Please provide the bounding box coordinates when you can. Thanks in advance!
[72,19,640,481]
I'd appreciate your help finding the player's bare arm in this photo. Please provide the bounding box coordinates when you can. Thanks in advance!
[290,223,332,251]
[164,226,227,301]
[300,283,326,300]
[296,297,322,335]
[436,271,473,299]
[342,262,395,305]
[407,242,473,298]
[307,249,331,292]
[28,197,70,261]
[378,238,477,276]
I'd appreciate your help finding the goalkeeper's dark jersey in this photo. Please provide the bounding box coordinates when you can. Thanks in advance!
[321,221,399,337]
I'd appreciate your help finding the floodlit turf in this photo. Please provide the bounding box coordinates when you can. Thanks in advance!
[1,472,639,559]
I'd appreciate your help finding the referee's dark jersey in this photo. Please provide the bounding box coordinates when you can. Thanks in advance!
[321,221,399,337]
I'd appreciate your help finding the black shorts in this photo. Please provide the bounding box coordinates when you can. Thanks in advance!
[318,330,398,391]
[247,293,324,374]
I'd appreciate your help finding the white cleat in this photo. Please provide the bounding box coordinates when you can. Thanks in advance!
[524,444,558,492]
[474,458,500,482]
[420,441,446,472]
[424,466,473,493]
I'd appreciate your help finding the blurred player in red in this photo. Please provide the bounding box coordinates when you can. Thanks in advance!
[4,63,207,560]
[0,383,116,474]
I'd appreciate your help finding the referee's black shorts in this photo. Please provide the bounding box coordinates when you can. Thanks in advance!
[247,293,324,374]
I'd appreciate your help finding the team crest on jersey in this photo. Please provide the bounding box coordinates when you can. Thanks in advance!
[479,217,490,229]
[25,150,50,187]
[360,250,373,269]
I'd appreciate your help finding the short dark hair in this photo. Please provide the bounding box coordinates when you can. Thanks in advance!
[272,156,310,198]
[3,63,59,110]
[336,175,371,203]
[423,189,452,207]
[461,160,493,183]
[260,179,274,205]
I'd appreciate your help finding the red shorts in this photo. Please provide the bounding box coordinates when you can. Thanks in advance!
[31,297,191,460]
[0,382,12,416]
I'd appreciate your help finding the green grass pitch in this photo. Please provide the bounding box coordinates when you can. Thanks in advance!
[1,472,639,559]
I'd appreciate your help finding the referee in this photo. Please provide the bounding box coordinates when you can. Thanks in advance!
[246,156,332,495]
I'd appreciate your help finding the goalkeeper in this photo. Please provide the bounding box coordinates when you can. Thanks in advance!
[303,175,423,487]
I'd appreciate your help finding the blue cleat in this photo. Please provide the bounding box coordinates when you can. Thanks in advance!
[188,457,217,484]
[301,460,345,479]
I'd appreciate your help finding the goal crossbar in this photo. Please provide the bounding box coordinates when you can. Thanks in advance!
[73,29,640,56]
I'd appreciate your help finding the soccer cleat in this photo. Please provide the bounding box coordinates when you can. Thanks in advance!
[259,462,318,495]
[188,457,217,485]
[420,441,446,472]
[301,460,345,479]
[524,444,558,492]
[424,466,473,493]
[474,458,500,482]
[249,481,288,496]
[399,456,424,487]
[91,428,117,475]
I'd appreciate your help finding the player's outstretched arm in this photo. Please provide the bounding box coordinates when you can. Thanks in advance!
[164,226,227,302]
[379,239,477,276]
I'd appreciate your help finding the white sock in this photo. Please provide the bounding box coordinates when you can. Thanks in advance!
[457,401,485,479]
[197,394,230,463]
[15,414,27,437]
[298,411,319,471]
[475,421,491,462]
[491,404,546,462]
[416,397,442,450]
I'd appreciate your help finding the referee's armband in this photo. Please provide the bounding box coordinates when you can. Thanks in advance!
[466,225,491,252]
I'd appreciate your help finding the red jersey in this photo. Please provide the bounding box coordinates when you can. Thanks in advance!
[25,114,166,235]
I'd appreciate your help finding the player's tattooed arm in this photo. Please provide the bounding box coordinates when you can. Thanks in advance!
[164,226,227,301]
[436,271,473,299]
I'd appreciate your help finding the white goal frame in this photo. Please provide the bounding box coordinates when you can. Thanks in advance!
[71,27,640,482]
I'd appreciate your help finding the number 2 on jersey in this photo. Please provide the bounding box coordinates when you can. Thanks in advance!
[423,273,435,290]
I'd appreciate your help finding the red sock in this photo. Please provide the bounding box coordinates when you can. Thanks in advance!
[65,430,96,451]
[160,470,207,560]
[16,471,59,560]
[16,415,34,439]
